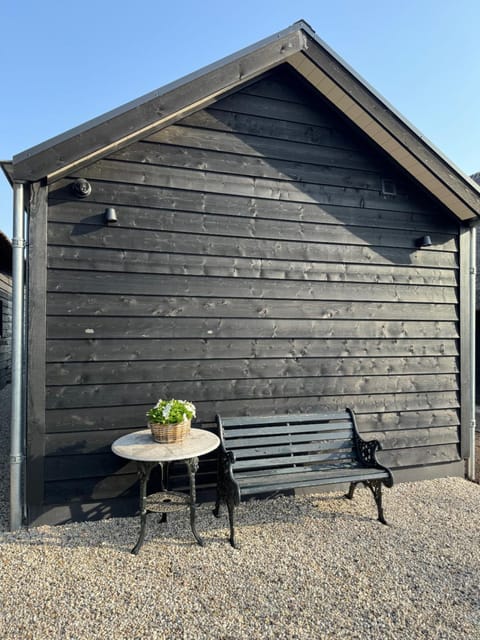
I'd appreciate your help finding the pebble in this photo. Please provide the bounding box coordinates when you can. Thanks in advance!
[0,384,479,639]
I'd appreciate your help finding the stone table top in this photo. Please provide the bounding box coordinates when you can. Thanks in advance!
[111,428,220,462]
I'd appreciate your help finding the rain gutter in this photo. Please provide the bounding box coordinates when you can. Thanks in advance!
[10,181,26,530]
[467,221,477,481]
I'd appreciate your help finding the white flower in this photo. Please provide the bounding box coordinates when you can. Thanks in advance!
[162,401,173,420]
[184,401,196,417]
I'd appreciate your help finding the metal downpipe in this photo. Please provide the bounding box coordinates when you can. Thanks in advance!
[10,181,25,530]
[467,223,476,481]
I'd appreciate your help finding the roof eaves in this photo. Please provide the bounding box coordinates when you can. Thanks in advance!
[299,25,478,191]
[288,36,480,220]
[12,21,309,183]
[9,19,480,222]
[1,161,14,186]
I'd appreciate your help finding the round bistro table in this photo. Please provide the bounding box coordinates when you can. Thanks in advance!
[112,428,220,554]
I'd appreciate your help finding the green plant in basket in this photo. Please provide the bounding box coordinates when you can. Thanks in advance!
[147,399,196,425]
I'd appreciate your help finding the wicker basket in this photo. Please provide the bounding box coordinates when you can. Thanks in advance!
[149,418,191,444]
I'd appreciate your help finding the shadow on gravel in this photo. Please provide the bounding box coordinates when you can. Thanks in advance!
[0,488,386,554]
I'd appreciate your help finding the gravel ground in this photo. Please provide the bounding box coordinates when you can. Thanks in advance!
[0,384,479,640]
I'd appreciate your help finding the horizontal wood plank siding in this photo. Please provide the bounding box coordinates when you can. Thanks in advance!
[0,270,12,388]
[46,356,459,385]
[38,66,461,521]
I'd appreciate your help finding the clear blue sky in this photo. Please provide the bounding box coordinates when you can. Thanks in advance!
[1,0,479,239]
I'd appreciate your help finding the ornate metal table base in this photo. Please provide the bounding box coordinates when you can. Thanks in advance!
[131,457,203,555]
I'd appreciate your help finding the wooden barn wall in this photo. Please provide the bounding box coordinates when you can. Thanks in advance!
[0,270,12,389]
[37,66,462,523]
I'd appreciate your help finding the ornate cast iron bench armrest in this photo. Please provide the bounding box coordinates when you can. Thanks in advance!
[347,408,394,488]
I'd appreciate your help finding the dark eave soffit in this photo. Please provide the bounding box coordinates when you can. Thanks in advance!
[11,20,480,222]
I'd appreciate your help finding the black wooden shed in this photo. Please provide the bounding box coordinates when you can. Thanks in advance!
[4,21,480,525]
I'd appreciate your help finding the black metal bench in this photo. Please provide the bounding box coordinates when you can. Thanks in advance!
[213,408,393,547]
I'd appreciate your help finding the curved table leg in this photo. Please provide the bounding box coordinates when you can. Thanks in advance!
[186,457,204,546]
[131,461,156,555]
[159,461,170,523]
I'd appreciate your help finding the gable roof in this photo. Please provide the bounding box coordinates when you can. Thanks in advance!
[8,20,480,222]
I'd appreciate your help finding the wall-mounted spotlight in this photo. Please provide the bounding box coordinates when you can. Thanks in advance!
[104,207,118,224]
[415,235,432,249]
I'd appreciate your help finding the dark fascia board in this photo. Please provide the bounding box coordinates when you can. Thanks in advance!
[294,32,480,221]
[10,19,480,221]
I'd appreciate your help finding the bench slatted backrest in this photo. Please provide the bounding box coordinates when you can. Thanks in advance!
[219,411,358,475]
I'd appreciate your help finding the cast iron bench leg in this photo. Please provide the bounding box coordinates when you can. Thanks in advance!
[366,479,388,525]
[345,482,357,500]
[213,486,237,547]
[213,480,223,519]
[226,498,237,548]
[213,481,222,518]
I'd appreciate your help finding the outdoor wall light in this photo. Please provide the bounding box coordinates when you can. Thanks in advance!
[104,207,118,224]
[415,235,432,248]
[71,178,92,198]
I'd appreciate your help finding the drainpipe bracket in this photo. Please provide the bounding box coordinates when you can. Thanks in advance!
[9,454,25,464]
[11,238,26,249]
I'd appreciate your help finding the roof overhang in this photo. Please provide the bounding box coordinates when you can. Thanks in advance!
[1,161,14,187]
[9,20,480,222]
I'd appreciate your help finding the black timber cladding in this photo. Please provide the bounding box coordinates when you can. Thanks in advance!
[0,233,12,389]
[0,275,12,389]
[39,66,461,521]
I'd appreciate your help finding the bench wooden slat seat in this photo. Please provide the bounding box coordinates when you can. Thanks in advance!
[213,408,393,547]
